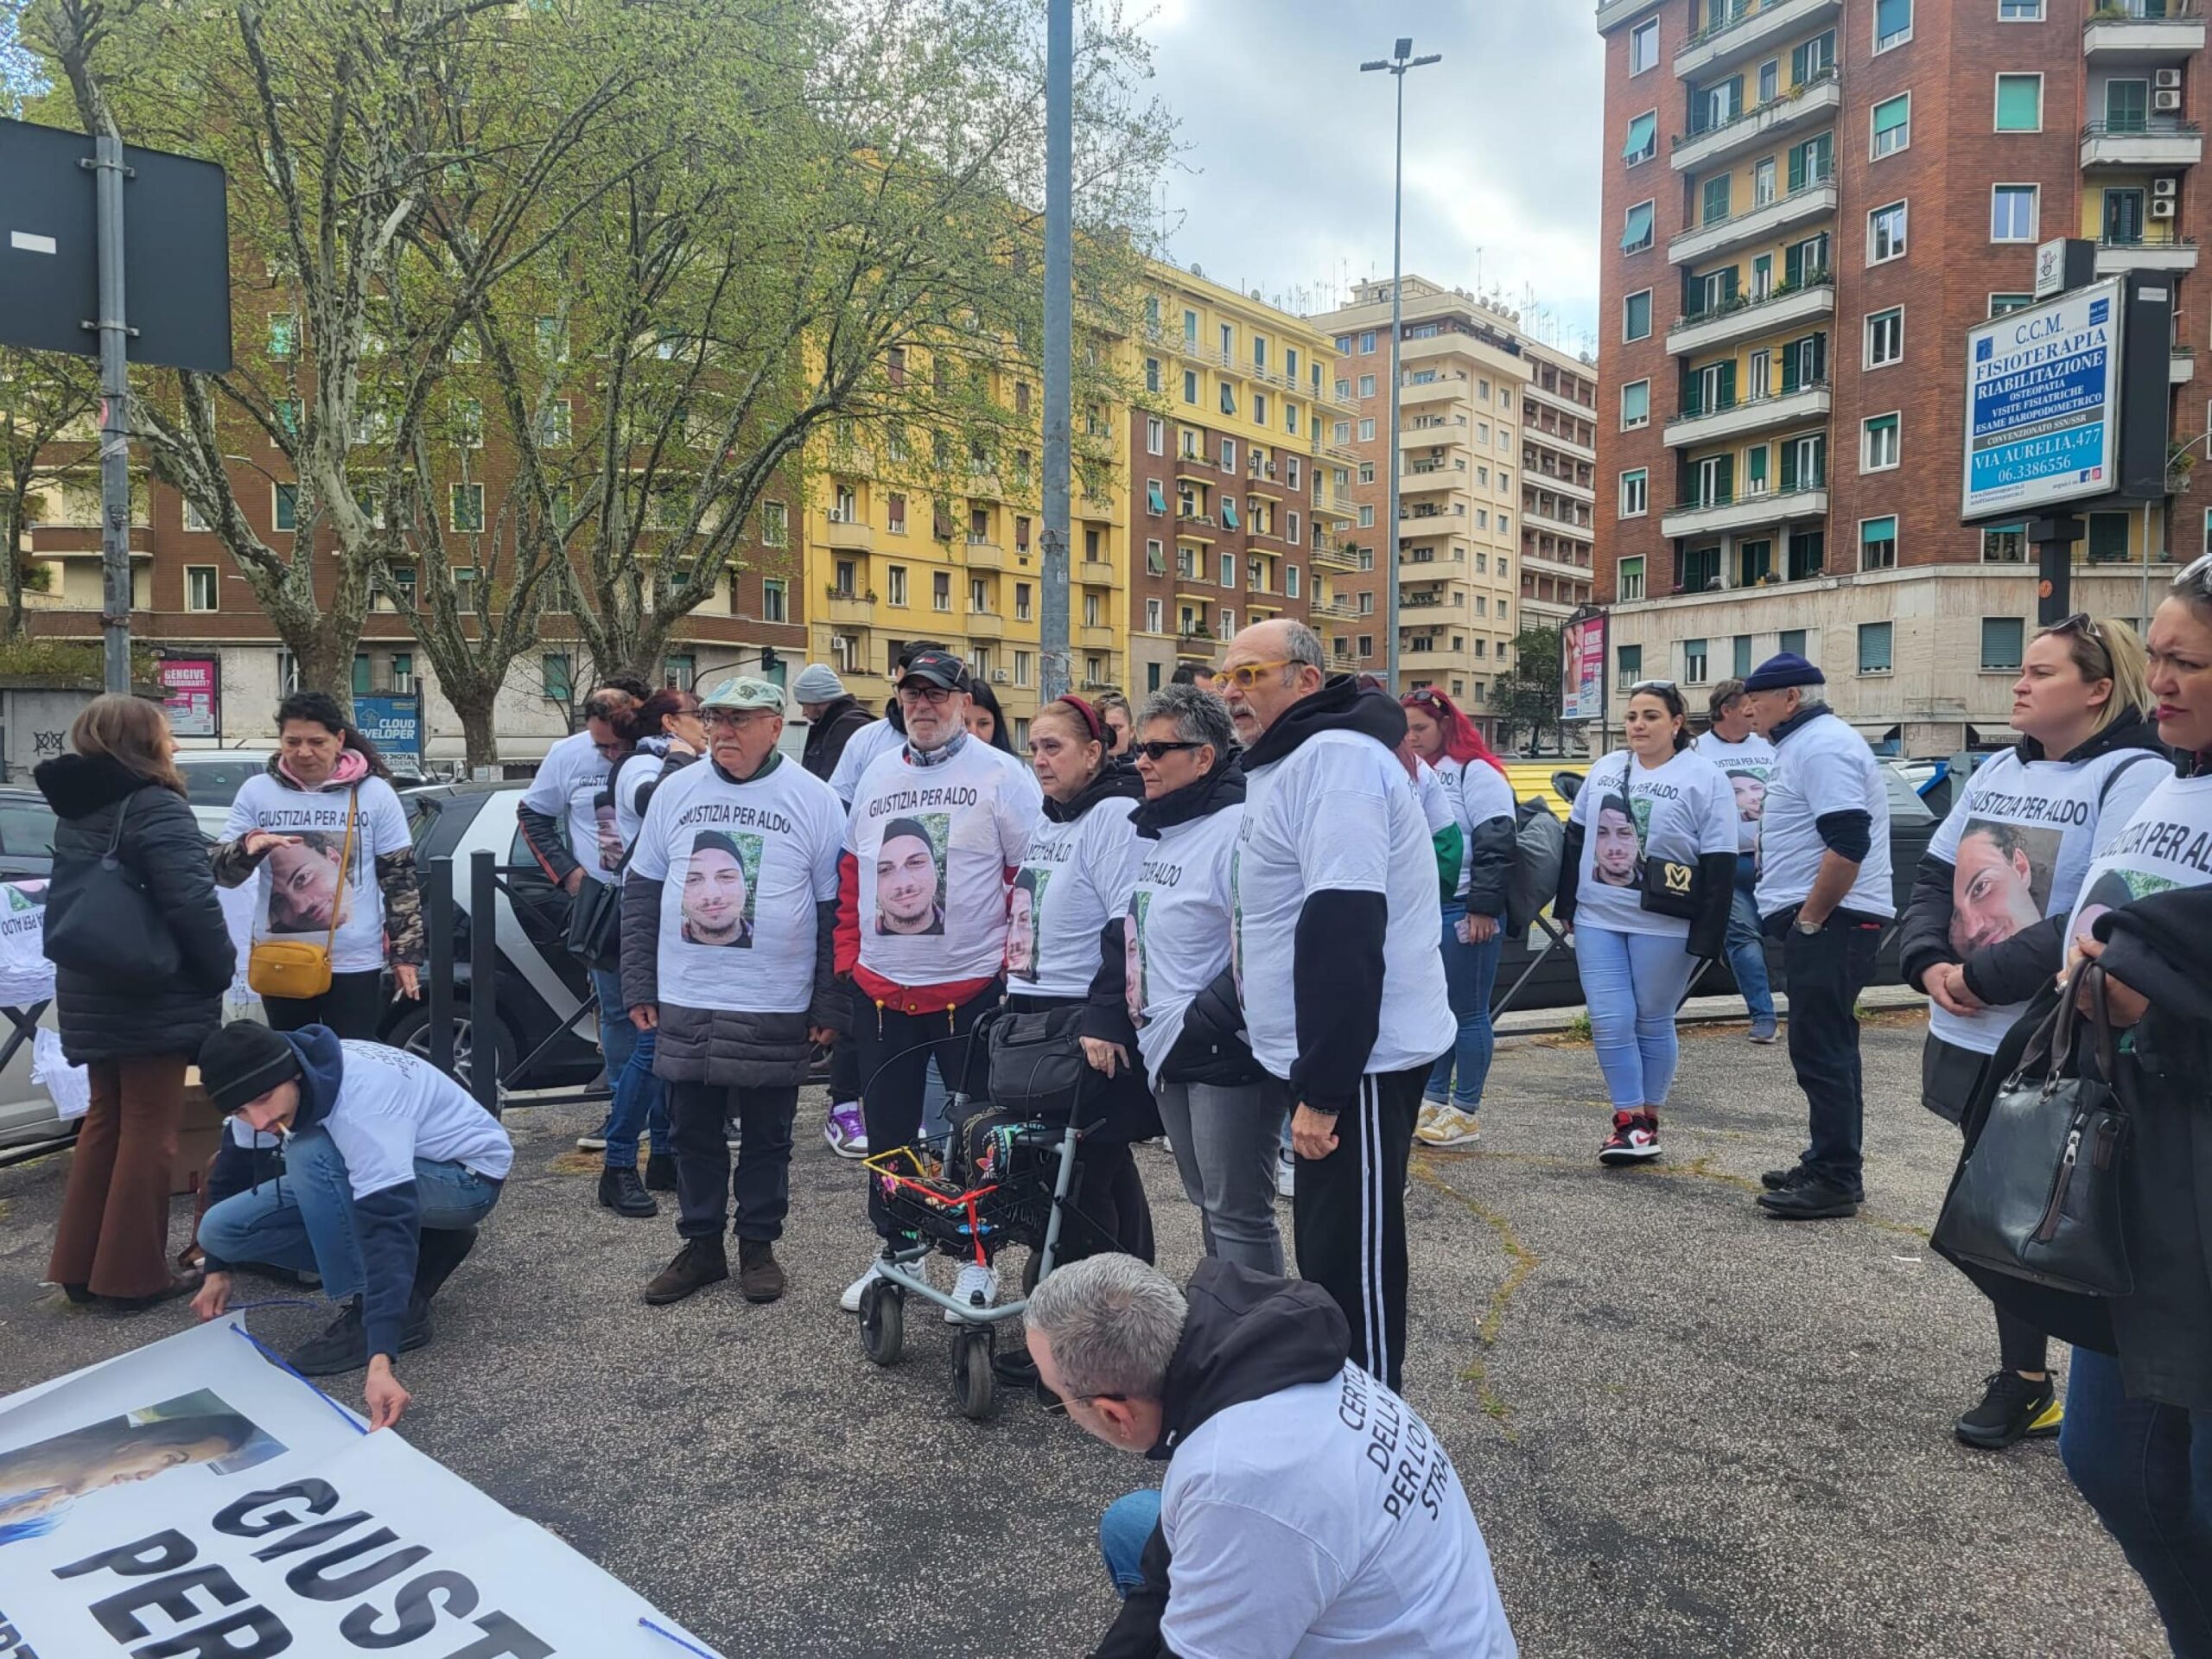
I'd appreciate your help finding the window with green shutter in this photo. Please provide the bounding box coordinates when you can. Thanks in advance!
[1791,30,1835,86]
[1622,200,1656,251]
[1872,95,1910,157]
[1981,617,2025,671]
[1995,75,2042,132]
[1734,633,1756,676]
[1859,622,1894,674]
[1746,444,1769,491]
[1738,543,1771,587]
[1623,111,1658,163]
[2088,512,2131,563]
[1702,175,1732,225]
[1875,0,1911,50]
[353,654,372,697]
[1860,517,1897,570]
[2106,79,2149,134]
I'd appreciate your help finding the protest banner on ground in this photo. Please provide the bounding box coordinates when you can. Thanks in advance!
[0,1319,720,1658]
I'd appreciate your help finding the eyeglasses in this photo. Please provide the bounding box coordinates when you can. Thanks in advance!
[702,708,773,728]
[1042,1390,1127,1417]
[1130,739,1205,762]
[898,683,957,704]
[1209,658,1295,693]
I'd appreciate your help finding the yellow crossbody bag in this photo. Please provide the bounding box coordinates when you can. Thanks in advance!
[247,786,358,1000]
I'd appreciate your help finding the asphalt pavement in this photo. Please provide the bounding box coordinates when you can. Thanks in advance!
[0,1011,2170,1657]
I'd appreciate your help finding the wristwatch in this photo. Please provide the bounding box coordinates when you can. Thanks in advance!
[1794,915,1824,936]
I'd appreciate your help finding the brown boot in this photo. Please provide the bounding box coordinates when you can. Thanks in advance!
[644,1237,728,1306]
[737,1238,785,1304]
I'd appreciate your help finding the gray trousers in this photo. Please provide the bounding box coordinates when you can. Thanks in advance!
[1154,1077,1286,1275]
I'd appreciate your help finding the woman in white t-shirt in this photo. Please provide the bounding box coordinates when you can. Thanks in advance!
[993,696,1154,1262]
[1898,614,2161,1452]
[1553,683,1736,1167]
[213,690,421,1039]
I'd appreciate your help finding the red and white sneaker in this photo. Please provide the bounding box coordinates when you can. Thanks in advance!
[1598,1110,1662,1166]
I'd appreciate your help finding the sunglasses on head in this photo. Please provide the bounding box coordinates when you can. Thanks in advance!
[2177,551,2212,594]
[1628,678,1679,695]
[1131,739,1205,762]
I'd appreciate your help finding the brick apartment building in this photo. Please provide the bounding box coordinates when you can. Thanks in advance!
[1594,0,2199,755]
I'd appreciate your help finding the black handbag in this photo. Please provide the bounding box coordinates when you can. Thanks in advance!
[1933,960,2133,1298]
[985,1003,1091,1122]
[44,792,182,984]
[564,873,623,971]
[1638,853,1701,921]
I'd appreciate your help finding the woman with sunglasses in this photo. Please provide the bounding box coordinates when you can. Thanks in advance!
[594,685,709,1217]
[1553,681,1737,1166]
[1400,688,1516,1149]
[977,695,1156,1269]
[1085,684,1285,1272]
[1898,613,2161,1452]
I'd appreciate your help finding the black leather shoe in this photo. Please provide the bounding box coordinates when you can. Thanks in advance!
[737,1238,786,1304]
[400,1294,434,1354]
[1758,1179,1860,1220]
[599,1166,658,1218]
[1761,1165,1809,1192]
[644,1238,728,1305]
[643,1154,678,1193]
[289,1299,370,1376]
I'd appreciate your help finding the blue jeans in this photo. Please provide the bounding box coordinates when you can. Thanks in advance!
[2062,1347,2212,1656]
[603,1024,670,1170]
[1100,1490,1162,1599]
[1726,855,1775,1023]
[591,964,636,1077]
[1573,925,1700,1112]
[198,1128,502,1304]
[1427,901,1503,1111]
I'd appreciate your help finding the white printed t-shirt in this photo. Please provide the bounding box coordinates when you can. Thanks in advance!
[629,755,843,1014]
[1692,729,1777,856]
[1126,804,1242,1088]
[326,1039,513,1198]
[845,738,1042,987]
[613,748,671,847]
[1567,747,1738,939]
[1929,746,2167,1054]
[222,772,412,974]
[1233,732,1453,1082]
[1440,755,1517,905]
[2064,769,2212,950]
[1753,710,1897,920]
[1009,796,1142,1000]
[829,716,904,805]
[522,728,616,884]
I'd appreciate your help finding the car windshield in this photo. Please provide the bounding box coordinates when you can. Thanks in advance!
[177,758,270,806]
[0,798,56,857]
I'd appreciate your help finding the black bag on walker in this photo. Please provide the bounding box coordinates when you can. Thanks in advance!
[985,1004,1090,1121]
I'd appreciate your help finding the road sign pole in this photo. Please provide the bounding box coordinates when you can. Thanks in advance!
[86,130,133,695]
[1038,0,1071,705]
[2027,513,2083,626]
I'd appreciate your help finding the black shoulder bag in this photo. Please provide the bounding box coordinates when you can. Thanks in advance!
[564,753,638,971]
[1639,852,1702,921]
[1933,958,2132,1297]
[44,791,183,984]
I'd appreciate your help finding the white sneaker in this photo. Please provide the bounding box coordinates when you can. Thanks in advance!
[840,1261,884,1313]
[946,1261,999,1322]
[1275,1150,1296,1201]
[1415,1099,1444,1141]
[1417,1105,1482,1149]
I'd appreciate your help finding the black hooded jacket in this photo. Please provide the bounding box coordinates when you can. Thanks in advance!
[1093,1259,1351,1659]
[1238,676,1412,1113]
[800,694,874,783]
[1897,709,2168,1014]
[35,752,235,1065]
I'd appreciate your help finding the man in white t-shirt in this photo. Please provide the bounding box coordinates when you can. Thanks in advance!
[1029,1254,1516,1659]
[518,674,651,1150]
[1744,653,1893,1220]
[1217,620,1453,1392]
[1692,678,1778,1043]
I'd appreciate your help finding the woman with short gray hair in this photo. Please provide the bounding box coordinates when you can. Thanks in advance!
[1083,686,1285,1273]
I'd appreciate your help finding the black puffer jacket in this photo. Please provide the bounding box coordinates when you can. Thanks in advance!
[35,753,235,1065]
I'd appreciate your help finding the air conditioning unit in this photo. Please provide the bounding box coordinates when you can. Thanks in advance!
[2157,68,2184,91]
[990,669,1011,683]
[2154,197,2180,219]
[2157,177,2181,199]
[2155,89,2185,113]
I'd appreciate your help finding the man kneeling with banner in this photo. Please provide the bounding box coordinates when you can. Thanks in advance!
[189,1023,512,1429]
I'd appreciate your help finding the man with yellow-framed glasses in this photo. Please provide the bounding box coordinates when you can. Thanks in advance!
[1213,619,1453,1393]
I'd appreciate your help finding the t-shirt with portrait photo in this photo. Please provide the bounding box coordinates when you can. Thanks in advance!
[628,755,842,1014]
[2063,768,2212,963]
[1691,729,1777,856]
[1566,747,1738,940]
[844,737,1042,987]
[222,772,413,974]
[1927,745,2168,1054]
[1008,796,1142,1000]
[522,728,616,884]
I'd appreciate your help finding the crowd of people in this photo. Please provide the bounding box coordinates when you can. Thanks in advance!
[22,561,2212,1654]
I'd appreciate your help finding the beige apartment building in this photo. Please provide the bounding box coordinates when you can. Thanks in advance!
[1309,277,1598,734]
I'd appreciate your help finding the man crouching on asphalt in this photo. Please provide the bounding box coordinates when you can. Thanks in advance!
[191,1022,511,1429]
[1027,1253,1517,1656]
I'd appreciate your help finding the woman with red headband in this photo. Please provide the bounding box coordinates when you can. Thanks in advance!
[1400,688,1516,1148]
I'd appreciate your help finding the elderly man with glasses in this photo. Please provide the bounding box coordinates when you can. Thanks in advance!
[1211,619,1453,1392]
[1027,1252,1516,1656]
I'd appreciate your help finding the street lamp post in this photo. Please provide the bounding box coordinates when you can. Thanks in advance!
[1362,37,1440,695]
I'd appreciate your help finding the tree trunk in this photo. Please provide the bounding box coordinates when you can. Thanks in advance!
[454,690,499,777]
[1,493,22,641]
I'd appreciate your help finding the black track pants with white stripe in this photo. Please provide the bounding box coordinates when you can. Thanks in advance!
[1291,1063,1428,1394]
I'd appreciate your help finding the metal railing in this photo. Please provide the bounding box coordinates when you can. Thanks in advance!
[1671,271,1834,334]
[1674,66,1840,151]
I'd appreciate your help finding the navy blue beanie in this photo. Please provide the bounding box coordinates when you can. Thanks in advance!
[1743,652,1824,693]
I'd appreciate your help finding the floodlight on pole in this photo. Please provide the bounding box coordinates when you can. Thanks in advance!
[1360,37,1440,696]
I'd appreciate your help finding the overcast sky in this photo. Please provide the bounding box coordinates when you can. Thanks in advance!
[1134,0,1605,358]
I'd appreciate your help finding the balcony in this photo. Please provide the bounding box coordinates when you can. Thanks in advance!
[1524,427,1597,465]
[1673,70,1841,175]
[1595,0,1662,31]
[1077,558,1118,586]
[1077,623,1116,651]
[965,610,1006,640]
[1174,632,1217,661]
[821,590,875,626]
[1522,505,1593,542]
[1398,371,1468,405]
[2084,3,2205,63]
[1398,646,1462,675]
[1675,0,1841,79]
[1403,461,1464,479]
[1402,415,1466,443]
[1659,481,1827,541]
[2177,347,2199,385]
[1310,596,1358,621]
[1313,543,1363,573]
[962,537,1006,569]
[2081,118,2202,170]
[1399,504,1466,523]
[1175,512,1217,543]
[1669,177,1836,266]
[820,512,874,552]
[1522,543,1595,577]
[1667,274,1834,356]
[27,524,155,556]
[1664,382,1831,448]
[2096,226,2201,273]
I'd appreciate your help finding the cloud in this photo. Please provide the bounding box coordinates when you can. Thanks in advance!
[1130,0,1604,353]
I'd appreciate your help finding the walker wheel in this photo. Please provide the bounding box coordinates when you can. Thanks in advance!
[859,1280,904,1366]
[953,1329,997,1421]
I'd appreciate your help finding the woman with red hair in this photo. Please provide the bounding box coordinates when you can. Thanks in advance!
[1401,688,1516,1147]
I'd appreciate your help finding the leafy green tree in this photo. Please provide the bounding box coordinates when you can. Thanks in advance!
[0,351,99,638]
[1495,622,1564,753]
